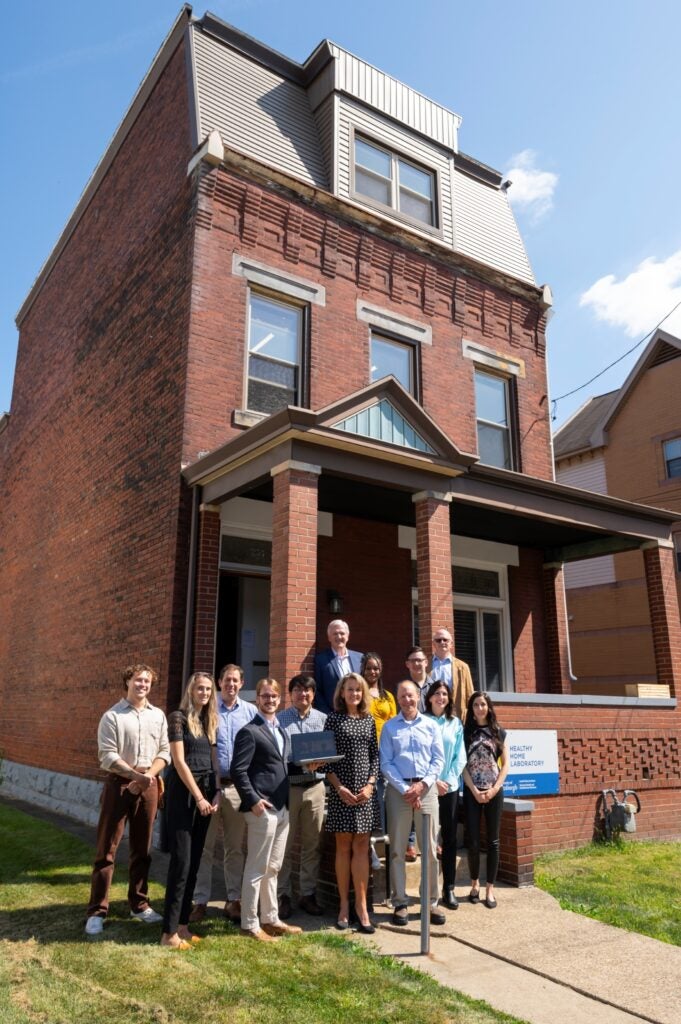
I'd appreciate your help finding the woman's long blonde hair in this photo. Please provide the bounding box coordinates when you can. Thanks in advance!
[180,672,218,743]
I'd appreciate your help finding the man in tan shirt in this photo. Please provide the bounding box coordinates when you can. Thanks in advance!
[85,664,170,936]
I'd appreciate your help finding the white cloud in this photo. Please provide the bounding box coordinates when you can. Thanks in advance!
[580,249,681,338]
[504,149,558,222]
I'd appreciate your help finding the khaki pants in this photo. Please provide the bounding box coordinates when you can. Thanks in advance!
[385,782,439,907]
[241,805,289,932]
[278,781,325,898]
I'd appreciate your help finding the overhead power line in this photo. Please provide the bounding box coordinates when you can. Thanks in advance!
[551,298,681,421]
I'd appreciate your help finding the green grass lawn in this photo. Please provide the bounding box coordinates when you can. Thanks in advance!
[535,838,681,946]
[0,803,524,1024]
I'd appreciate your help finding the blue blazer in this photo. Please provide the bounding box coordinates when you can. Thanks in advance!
[231,714,290,812]
[314,647,364,714]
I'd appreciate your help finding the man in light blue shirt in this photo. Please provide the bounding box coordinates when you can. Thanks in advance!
[277,674,327,918]
[380,680,445,927]
[191,664,257,922]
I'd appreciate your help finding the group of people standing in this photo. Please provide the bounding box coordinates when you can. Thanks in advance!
[84,619,509,945]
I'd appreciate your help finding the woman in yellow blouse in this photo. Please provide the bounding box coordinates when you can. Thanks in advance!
[361,652,396,869]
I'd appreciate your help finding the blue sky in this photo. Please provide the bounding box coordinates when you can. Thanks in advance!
[2,0,681,428]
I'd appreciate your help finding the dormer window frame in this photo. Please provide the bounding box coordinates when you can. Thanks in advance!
[350,128,441,236]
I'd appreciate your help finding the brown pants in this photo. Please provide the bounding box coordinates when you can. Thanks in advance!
[86,773,158,918]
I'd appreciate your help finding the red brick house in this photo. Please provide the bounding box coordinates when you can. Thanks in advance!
[1,7,680,878]
[554,329,681,694]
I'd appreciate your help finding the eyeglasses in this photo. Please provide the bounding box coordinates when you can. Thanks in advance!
[433,638,451,644]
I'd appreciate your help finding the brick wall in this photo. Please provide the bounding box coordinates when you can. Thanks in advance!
[508,547,550,693]
[183,164,553,479]
[0,42,195,779]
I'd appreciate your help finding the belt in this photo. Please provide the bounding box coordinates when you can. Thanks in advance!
[220,777,234,787]
[405,778,423,784]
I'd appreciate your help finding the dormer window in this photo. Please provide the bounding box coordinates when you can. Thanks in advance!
[353,136,436,227]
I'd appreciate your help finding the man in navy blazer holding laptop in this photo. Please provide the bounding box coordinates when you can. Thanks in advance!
[314,619,363,714]
[231,677,302,942]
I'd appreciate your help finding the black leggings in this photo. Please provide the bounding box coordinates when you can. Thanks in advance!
[438,789,460,889]
[162,769,213,934]
[464,787,503,885]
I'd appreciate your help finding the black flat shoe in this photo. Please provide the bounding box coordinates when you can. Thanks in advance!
[335,918,349,930]
[430,909,446,926]
[357,921,376,934]
[442,887,459,910]
[484,896,497,909]
[468,889,480,904]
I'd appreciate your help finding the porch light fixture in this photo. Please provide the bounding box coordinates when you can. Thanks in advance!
[327,590,343,615]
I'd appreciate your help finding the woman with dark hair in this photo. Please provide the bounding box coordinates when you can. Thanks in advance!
[462,691,509,909]
[324,672,380,934]
[424,680,467,909]
[361,652,395,869]
[161,673,219,949]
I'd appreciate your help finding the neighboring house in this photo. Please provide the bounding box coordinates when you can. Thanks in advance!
[554,329,681,695]
[1,8,680,873]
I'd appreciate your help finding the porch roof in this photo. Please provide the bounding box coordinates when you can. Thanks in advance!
[183,383,678,562]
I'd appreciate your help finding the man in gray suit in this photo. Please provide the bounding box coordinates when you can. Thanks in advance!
[231,678,303,942]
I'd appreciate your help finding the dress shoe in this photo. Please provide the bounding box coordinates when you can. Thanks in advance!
[484,896,497,909]
[299,894,323,916]
[189,902,207,923]
[405,846,418,862]
[442,887,459,910]
[278,894,292,920]
[356,920,376,934]
[430,909,446,926]
[262,922,303,937]
[335,918,349,931]
[239,928,278,942]
[223,899,241,922]
[392,906,408,926]
[468,888,481,904]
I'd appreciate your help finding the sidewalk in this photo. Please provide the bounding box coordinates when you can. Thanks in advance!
[6,796,679,1024]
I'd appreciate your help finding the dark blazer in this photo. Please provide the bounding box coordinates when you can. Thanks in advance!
[313,647,364,715]
[231,714,290,812]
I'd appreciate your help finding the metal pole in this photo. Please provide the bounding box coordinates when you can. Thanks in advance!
[420,811,431,955]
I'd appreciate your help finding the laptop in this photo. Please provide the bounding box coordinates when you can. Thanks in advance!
[290,730,345,766]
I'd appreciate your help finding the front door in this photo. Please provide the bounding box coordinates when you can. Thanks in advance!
[215,572,270,699]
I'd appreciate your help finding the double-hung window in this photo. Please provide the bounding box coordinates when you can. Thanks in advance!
[663,437,681,479]
[246,292,303,416]
[354,136,436,227]
[453,564,511,692]
[370,333,416,394]
[474,369,515,470]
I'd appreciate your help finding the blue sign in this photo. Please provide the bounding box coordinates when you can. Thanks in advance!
[505,730,560,796]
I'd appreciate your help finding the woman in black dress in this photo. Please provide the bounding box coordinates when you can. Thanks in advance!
[324,672,380,933]
[462,691,509,909]
[161,672,219,949]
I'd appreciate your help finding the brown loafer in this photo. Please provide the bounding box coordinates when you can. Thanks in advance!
[223,899,241,922]
[239,928,278,942]
[189,903,207,923]
[299,894,324,916]
[262,922,303,937]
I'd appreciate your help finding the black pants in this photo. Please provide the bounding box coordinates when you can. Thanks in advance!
[464,787,503,885]
[438,789,460,890]
[162,769,213,934]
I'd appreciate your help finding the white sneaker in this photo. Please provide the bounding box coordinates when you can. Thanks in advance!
[85,916,104,936]
[130,907,162,923]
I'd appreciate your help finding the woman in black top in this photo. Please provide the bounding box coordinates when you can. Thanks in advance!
[462,691,509,909]
[161,672,219,949]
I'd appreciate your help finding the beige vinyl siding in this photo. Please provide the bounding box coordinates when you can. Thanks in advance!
[454,170,535,285]
[193,28,328,188]
[312,93,335,187]
[556,455,616,588]
[338,96,455,245]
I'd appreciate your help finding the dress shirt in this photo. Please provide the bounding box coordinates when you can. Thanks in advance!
[430,655,453,687]
[216,695,257,778]
[266,719,284,756]
[432,714,467,792]
[379,711,444,794]
[97,698,170,772]
[277,706,327,784]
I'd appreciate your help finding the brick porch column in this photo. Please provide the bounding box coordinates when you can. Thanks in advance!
[412,490,454,651]
[642,541,681,698]
[269,460,320,690]
[542,561,572,695]
[192,503,221,674]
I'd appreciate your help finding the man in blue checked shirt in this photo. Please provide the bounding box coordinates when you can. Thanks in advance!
[380,680,445,927]
[190,664,256,923]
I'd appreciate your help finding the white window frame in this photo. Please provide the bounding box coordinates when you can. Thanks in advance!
[662,437,681,480]
[453,556,514,693]
[474,368,516,471]
[352,132,439,231]
[370,331,417,395]
[244,288,305,417]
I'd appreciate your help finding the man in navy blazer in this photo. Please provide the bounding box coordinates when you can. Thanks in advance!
[314,619,364,714]
[231,678,302,941]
